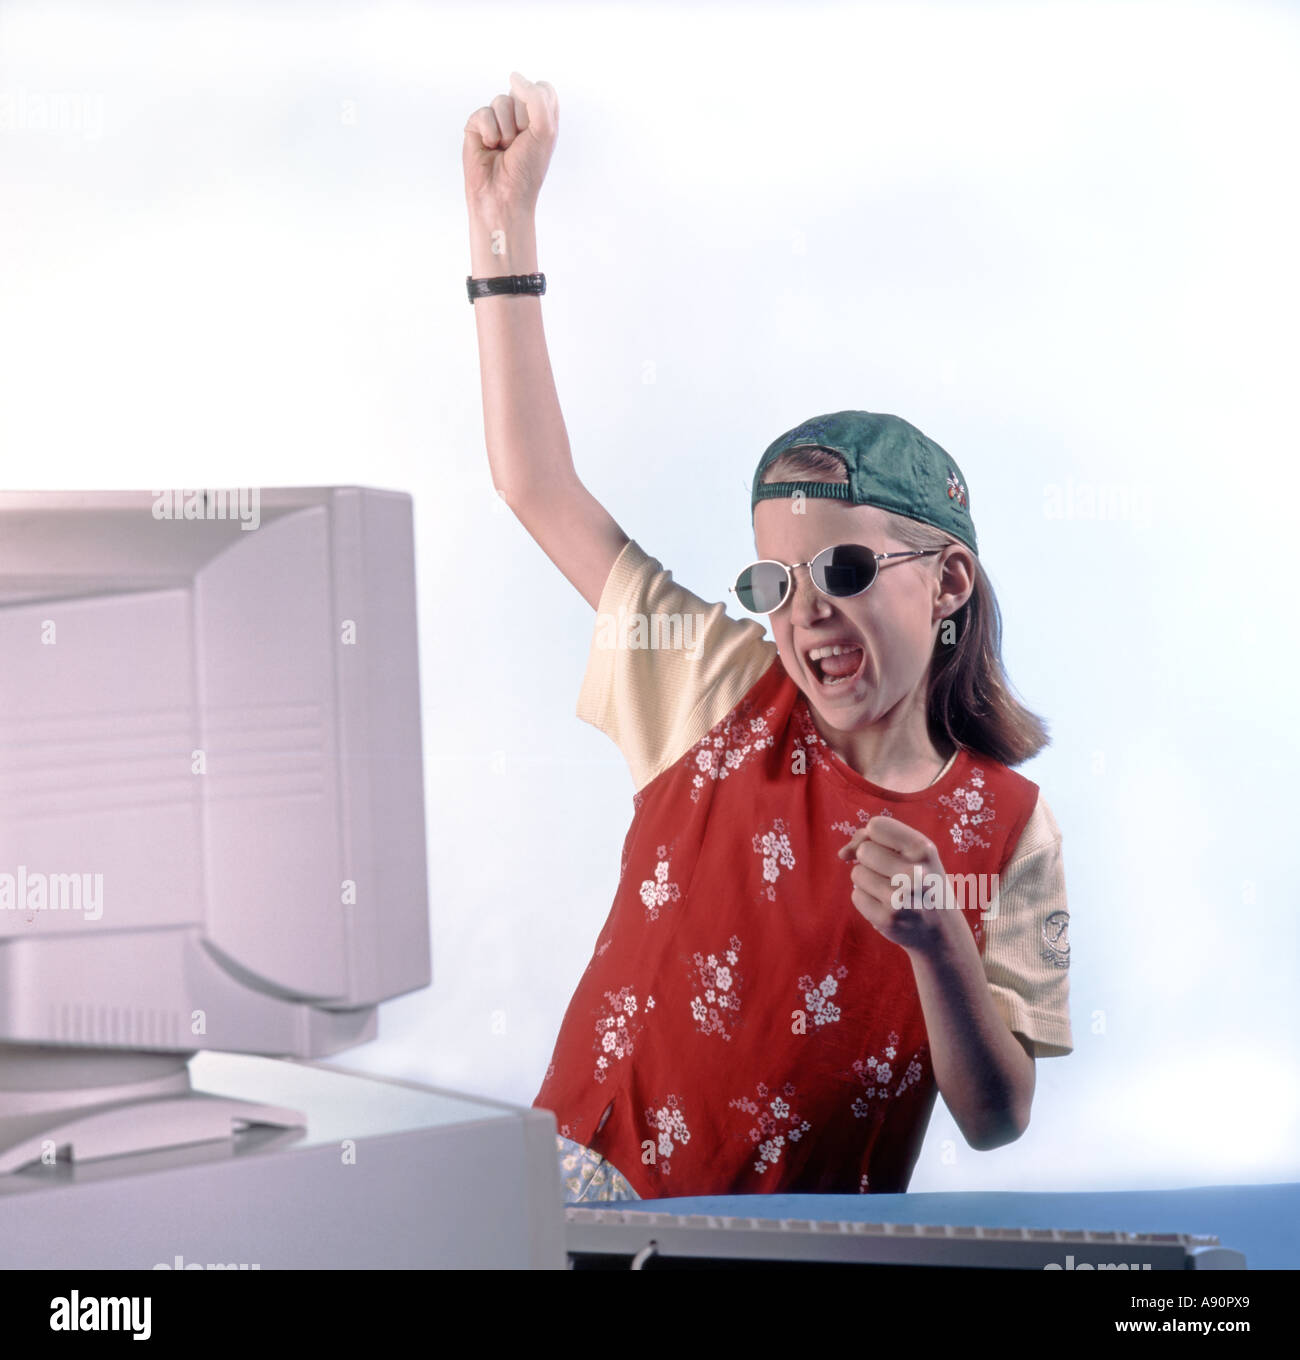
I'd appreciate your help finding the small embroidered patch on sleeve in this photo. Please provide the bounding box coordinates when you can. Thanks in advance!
[1042,909,1070,968]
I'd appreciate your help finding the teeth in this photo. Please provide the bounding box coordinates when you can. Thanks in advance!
[808,644,861,662]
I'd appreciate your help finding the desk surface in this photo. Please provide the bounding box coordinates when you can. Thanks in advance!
[634,1182,1299,1269]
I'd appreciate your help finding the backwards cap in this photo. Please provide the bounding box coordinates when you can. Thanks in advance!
[751,410,977,555]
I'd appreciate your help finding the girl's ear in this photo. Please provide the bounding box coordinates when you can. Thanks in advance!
[936,547,975,615]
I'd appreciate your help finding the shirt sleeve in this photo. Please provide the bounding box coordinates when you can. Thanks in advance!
[981,792,1073,1058]
[576,539,778,794]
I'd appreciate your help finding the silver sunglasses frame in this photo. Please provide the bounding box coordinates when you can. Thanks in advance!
[729,544,944,616]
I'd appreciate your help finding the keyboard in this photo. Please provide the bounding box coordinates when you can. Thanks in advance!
[564,1206,1247,1269]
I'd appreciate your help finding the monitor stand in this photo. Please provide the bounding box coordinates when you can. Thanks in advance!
[0,1051,566,1269]
[0,1044,303,1174]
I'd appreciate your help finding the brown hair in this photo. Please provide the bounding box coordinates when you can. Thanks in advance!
[760,446,1049,766]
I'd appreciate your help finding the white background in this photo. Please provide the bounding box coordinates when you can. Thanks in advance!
[1,0,1296,1192]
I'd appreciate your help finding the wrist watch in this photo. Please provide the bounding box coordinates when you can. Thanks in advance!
[466,273,546,303]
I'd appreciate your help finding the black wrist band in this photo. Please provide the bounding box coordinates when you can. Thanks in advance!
[466,273,546,303]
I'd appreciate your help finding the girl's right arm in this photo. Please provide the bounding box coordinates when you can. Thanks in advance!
[463,72,629,611]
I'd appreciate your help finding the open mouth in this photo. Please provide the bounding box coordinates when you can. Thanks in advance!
[806,643,866,692]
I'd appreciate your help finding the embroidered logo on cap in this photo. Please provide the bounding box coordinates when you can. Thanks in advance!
[785,417,833,446]
[946,470,968,510]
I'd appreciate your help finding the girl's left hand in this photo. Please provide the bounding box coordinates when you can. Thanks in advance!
[836,816,964,956]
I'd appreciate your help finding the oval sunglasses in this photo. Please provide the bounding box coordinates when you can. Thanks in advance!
[730,543,944,616]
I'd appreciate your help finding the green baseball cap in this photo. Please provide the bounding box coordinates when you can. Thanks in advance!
[751,410,977,555]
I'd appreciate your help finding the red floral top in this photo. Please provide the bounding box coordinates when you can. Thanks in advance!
[533,654,1039,1197]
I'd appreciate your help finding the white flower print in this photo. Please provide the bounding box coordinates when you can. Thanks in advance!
[639,845,683,921]
[939,768,996,853]
[592,985,643,1084]
[729,1080,809,1176]
[644,1094,691,1176]
[755,1136,785,1172]
[831,807,892,838]
[689,935,743,1039]
[687,700,778,802]
[797,963,849,1027]
[791,709,834,773]
[849,1032,927,1118]
[753,818,796,901]
[902,1056,923,1091]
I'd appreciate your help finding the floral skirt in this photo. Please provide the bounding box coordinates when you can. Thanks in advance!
[556,1134,641,1204]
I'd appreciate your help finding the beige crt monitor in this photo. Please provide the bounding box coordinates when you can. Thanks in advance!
[0,487,431,1170]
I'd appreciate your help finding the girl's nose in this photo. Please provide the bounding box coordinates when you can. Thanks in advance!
[787,564,830,624]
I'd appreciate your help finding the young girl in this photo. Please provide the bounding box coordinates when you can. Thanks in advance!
[463,74,1071,1204]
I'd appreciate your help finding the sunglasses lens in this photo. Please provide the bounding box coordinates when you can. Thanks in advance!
[814,544,878,596]
[735,561,789,614]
